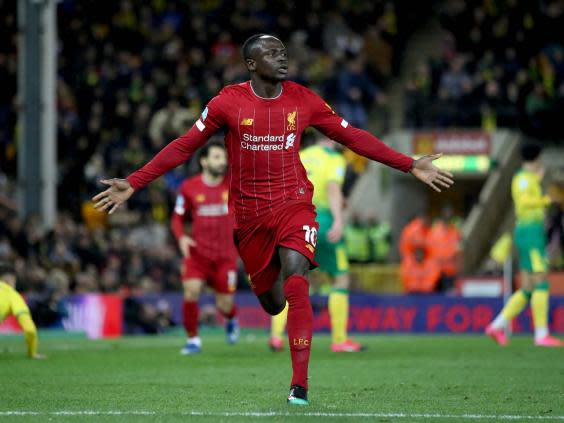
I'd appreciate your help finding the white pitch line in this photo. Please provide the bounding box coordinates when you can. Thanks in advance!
[0,411,563,420]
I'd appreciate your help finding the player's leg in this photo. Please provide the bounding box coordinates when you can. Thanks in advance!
[526,222,563,346]
[269,300,288,352]
[216,293,239,344]
[486,225,534,345]
[181,278,204,354]
[212,262,239,344]
[258,247,312,405]
[486,270,531,346]
[320,241,362,352]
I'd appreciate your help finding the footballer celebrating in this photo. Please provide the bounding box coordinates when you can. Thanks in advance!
[94,34,454,405]
[171,141,239,354]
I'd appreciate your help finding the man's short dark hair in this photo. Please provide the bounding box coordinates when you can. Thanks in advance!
[199,140,225,160]
[242,33,274,60]
[521,143,542,162]
[0,261,15,276]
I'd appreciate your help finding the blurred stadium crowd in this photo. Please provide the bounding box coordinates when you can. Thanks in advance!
[405,0,564,137]
[0,0,425,299]
[0,0,562,303]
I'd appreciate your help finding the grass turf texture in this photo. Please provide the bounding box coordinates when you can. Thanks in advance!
[1,332,563,422]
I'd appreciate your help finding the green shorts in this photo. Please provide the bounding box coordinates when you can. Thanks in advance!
[514,222,547,273]
[315,209,349,277]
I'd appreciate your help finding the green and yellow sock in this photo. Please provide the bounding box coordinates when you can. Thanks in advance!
[271,302,288,339]
[531,281,550,340]
[329,288,349,344]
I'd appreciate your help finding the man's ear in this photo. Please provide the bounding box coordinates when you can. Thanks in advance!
[245,58,256,71]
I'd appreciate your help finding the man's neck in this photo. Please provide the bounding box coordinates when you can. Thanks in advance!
[202,172,222,186]
[523,163,539,174]
[250,77,282,99]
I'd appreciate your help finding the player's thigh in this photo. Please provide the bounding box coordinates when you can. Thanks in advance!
[316,239,349,280]
[210,260,238,295]
[182,278,204,301]
[276,202,320,279]
[235,222,279,296]
[257,266,286,315]
[515,223,548,275]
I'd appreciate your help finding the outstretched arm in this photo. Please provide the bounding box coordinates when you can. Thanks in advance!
[93,95,227,214]
[309,93,453,191]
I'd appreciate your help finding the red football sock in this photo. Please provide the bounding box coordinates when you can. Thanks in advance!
[284,274,313,389]
[219,303,237,320]
[183,300,199,337]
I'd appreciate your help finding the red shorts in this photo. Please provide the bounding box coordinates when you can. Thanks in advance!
[234,201,319,296]
[181,253,237,294]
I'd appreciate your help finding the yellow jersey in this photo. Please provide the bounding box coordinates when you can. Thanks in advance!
[0,281,30,321]
[300,145,346,211]
[0,280,38,357]
[512,169,550,224]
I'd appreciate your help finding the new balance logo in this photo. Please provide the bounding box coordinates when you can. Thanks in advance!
[240,118,254,125]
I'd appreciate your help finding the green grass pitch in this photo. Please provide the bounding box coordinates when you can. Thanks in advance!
[1,331,563,422]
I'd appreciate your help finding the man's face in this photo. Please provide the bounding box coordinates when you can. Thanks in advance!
[246,37,288,82]
[202,146,227,177]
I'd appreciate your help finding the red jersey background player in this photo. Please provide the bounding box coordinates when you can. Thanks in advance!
[93,34,454,405]
[170,141,239,354]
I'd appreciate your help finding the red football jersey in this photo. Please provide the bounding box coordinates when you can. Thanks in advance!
[128,81,413,227]
[170,174,236,261]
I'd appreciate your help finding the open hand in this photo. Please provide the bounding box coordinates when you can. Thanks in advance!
[327,220,343,243]
[411,154,454,192]
[178,235,197,258]
[92,179,135,214]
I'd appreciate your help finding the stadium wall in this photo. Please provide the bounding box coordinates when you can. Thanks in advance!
[1,293,562,338]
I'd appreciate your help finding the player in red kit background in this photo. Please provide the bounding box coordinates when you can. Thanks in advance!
[171,141,239,355]
[93,34,454,405]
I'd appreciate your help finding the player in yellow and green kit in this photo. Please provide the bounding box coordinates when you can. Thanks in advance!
[269,136,363,352]
[0,262,46,358]
[486,144,563,347]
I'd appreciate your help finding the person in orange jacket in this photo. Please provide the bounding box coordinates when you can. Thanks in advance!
[426,206,461,291]
[400,247,441,294]
[399,214,432,258]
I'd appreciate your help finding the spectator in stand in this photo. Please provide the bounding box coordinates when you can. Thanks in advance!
[399,214,432,258]
[426,206,462,292]
[400,246,441,294]
[406,1,564,136]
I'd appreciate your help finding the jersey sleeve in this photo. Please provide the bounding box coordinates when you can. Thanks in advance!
[127,93,228,190]
[170,185,192,240]
[307,90,413,172]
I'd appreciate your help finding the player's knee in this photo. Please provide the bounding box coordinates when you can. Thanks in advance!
[216,295,233,313]
[333,273,350,289]
[279,267,308,282]
[183,285,201,301]
[279,248,310,281]
[258,293,286,316]
[264,302,286,316]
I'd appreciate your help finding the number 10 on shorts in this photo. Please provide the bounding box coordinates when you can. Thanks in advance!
[303,225,317,247]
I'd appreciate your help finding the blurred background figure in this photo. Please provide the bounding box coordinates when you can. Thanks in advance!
[0,262,46,359]
[270,136,363,354]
